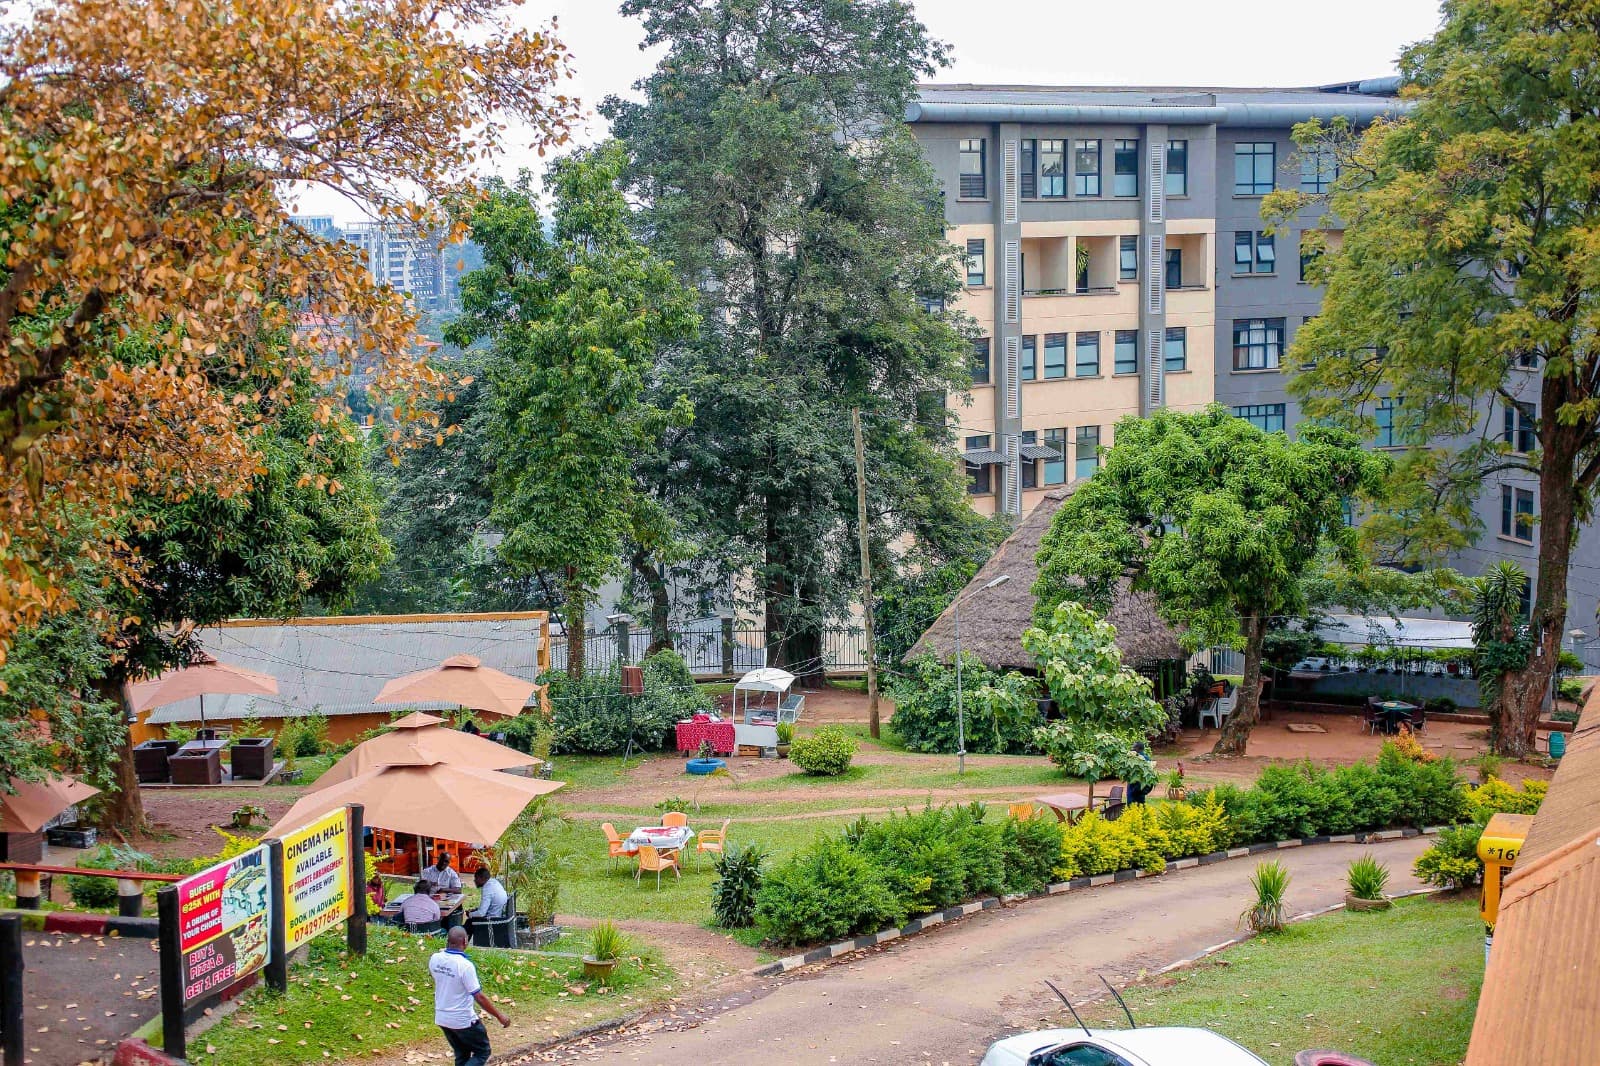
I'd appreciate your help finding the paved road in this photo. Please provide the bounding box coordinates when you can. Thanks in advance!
[521,836,1433,1066]
[21,931,162,1065]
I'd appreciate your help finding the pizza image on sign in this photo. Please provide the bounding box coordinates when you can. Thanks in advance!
[175,844,272,1002]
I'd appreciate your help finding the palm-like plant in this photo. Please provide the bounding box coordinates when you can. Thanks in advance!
[480,796,568,926]
[1241,860,1291,933]
[1346,854,1390,901]
[1470,562,1533,749]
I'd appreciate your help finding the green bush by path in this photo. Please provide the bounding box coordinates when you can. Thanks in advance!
[1414,824,1486,890]
[788,726,858,776]
[1080,896,1483,1066]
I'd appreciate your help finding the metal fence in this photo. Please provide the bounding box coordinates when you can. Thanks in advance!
[547,621,870,678]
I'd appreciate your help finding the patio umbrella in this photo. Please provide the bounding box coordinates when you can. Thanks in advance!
[372,654,536,719]
[0,774,101,833]
[313,716,541,789]
[127,653,279,731]
[265,761,564,843]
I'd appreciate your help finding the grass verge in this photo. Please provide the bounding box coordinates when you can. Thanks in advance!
[1081,895,1483,1066]
[192,924,676,1066]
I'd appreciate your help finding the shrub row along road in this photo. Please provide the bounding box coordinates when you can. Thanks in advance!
[521,836,1433,1065]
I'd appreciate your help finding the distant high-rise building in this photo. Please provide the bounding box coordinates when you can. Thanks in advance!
[337,221,454,315]
[294,214,338,238]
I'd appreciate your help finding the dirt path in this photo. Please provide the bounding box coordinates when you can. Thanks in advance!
[512,836,1435,1066]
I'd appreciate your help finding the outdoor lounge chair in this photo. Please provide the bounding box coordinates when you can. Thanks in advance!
[661,811,688,828]
[469,891,518,948]
[1362,699,1383,735]
[1100,785,1126,822]
[601,823,625,871]
[695,819,731,867]
[1410,705,1427,732]
[1007,802,1036,820]
[635,844,680,889]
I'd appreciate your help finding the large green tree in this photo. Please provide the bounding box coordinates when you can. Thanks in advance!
[1034,407,1388,756]
[603,0,976,678]
[449,146,699,676]
[1269,0,1600,755]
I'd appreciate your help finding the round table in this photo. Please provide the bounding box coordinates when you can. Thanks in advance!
[1033,792,1090,823]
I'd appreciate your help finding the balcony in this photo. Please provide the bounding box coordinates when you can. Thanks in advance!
[1020,234,1120,298]
[1163,232,1210,292]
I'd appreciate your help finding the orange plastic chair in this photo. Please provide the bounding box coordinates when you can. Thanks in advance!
[1008,802,1036,820]
[601,823,625,871]
[661,811,688,828]
[635,844,680,890]
[695,819,732,867]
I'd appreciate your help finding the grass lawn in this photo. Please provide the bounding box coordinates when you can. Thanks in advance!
[1081,895,1483,1066]
[738,757,1066,793]
[191,925,676,1066]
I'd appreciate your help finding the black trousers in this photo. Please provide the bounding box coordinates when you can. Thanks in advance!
[440,1020,492,1066]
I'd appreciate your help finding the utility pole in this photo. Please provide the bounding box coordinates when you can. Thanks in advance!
[852,408,881,738]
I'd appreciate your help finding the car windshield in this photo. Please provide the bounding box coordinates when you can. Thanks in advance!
[1031,1044,1132,1066]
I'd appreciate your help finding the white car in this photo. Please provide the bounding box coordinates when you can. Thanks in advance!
[980,1026,1269,1066]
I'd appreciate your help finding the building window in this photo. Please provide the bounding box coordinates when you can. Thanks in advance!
[1300,146,1337,193]
[1299,238,1320,283]
[1040,139,1066,198]
[1164,327,1187,372]
[1021,335,1037,381]
[1043,333,1068,379]
[1020,430,1039,490]
[960,138,986,198]
[918,294,946,315]
[1233,318,1284,371]
[966,238,986,287]
[1234,403,1287,433]
[966,434,993,495]
[1073,139,1101,197]
[1020,139,1037,199]
[1043,429,1067,485]
[1504,403,1536,454]
[1374,399,1403,447]
[1075,332,1100,377]
[1165,140,1188,196]
[1075,426,1101,479]
[1113,139,1139,197]
[1234,141,1276,195]
[1516,351,1540,369]
[1119,236,1138,281]
[1114,330,1138,375]
[971,338,991,385]
[1234,230,1275,274]
[1165,247,1183,289]
[1501,485,1536,542]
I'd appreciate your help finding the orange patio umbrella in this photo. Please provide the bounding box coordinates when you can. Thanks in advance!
[265,761,564,843]
[313,711,542,789]
[1,774,101,833]
[371,654,536,719]
[127,652,279,730]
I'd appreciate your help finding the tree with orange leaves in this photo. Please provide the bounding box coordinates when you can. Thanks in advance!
[0,0,577,664]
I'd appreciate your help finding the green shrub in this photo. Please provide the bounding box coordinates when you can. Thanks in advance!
[278,712,329,758]
[884,653,1042,755]
[164,725,197,748]
[755,836,902,946]
[1000,814,1065,893]
[1465,777,1546,819]
[67,844,156,910]
[1557,676,1584,701]
[711,845,766,929]
[588,920,626,963]
[1242,859,1290,933]
[1346,854,1390,901]
[789,727,857,776]
[852,806,1006,913]
[1414,823,1485,890]
[543,667,678,755]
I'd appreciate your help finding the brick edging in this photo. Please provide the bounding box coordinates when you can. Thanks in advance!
[750,826,1442,977]
[0,908,159,938]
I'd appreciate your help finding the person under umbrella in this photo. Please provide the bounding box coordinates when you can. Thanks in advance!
[421,851,462,894]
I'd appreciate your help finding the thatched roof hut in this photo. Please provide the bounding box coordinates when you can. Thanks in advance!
[908,486,1183,672]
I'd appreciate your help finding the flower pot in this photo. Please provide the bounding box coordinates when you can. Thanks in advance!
[1165,786,1186,801]
[582,956,617,981]
[685,757,725,775]
[1344,893,1391,912]
[775,745,791,758]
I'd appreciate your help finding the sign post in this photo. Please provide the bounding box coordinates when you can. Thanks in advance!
[265,838,288,994]
[155,887,187,1061]
[347,804,367,957]
[0,915,23,1066]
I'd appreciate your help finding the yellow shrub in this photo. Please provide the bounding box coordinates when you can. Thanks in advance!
[1466,777,1547,818]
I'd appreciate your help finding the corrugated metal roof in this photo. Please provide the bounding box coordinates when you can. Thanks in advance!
[1314,612,1474,649]
[144,614,546,723]
[1464,687,1600,1066]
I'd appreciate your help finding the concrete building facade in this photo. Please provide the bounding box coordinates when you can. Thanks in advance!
[909,82,1600,663]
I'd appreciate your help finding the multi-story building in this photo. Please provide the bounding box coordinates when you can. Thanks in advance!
[909,81,1600,659]
[339,221,454,315]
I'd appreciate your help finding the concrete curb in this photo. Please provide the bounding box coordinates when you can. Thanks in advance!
[0,908,160,938]
[750,826,1442,977]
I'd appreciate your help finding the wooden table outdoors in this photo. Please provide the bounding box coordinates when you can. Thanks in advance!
[1032,792,1090,824]
[379,891,466,926]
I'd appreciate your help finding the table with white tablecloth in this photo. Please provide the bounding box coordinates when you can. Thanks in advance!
[621,825,694,855]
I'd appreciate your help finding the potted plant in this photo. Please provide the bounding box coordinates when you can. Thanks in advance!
[1163,763,1186,801]
[686,739,725,776]
[1344,853,1392,911]
[229,803,267,830]
[583,920,626,982]
[280,744,302,783]
[775,722,794,758]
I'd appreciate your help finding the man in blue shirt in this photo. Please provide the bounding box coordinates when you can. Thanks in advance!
[429,926,510,1066]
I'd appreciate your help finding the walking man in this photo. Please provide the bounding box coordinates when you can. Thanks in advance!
[429,926,510,1066]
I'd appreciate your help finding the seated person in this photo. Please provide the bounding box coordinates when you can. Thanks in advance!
[420,851,462,894]
[366,874,386,909]
[397,879,443,926]
[464,867,508,933]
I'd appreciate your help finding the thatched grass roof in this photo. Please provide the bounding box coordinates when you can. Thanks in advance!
[908,486,1183,672]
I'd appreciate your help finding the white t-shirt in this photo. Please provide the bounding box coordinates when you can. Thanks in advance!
[470,877,508,919]
[429,949,481,1029]
[421,864,462,892]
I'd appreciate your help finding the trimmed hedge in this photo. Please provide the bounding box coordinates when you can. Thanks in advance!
[789,727,858,776]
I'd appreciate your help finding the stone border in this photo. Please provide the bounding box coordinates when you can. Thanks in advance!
[751,826,1441,977]
[0,907,158,938]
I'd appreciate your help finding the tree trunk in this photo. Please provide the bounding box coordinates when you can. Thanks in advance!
[1497,422,1580,755]
[1212,614,1267,757]
[630,549,673,656]
[564,578,587,679]
[95,673,146,834]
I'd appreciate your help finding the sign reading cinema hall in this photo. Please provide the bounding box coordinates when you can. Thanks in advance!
[175,845,271,1004]
[281,807,353,951]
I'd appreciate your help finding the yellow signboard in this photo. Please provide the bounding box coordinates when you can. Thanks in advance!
[281,807,353,951]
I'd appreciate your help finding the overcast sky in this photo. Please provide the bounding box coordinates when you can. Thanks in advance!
[292,0,1446,222]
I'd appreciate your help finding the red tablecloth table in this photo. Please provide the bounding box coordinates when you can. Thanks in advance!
[675,720,735,755]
